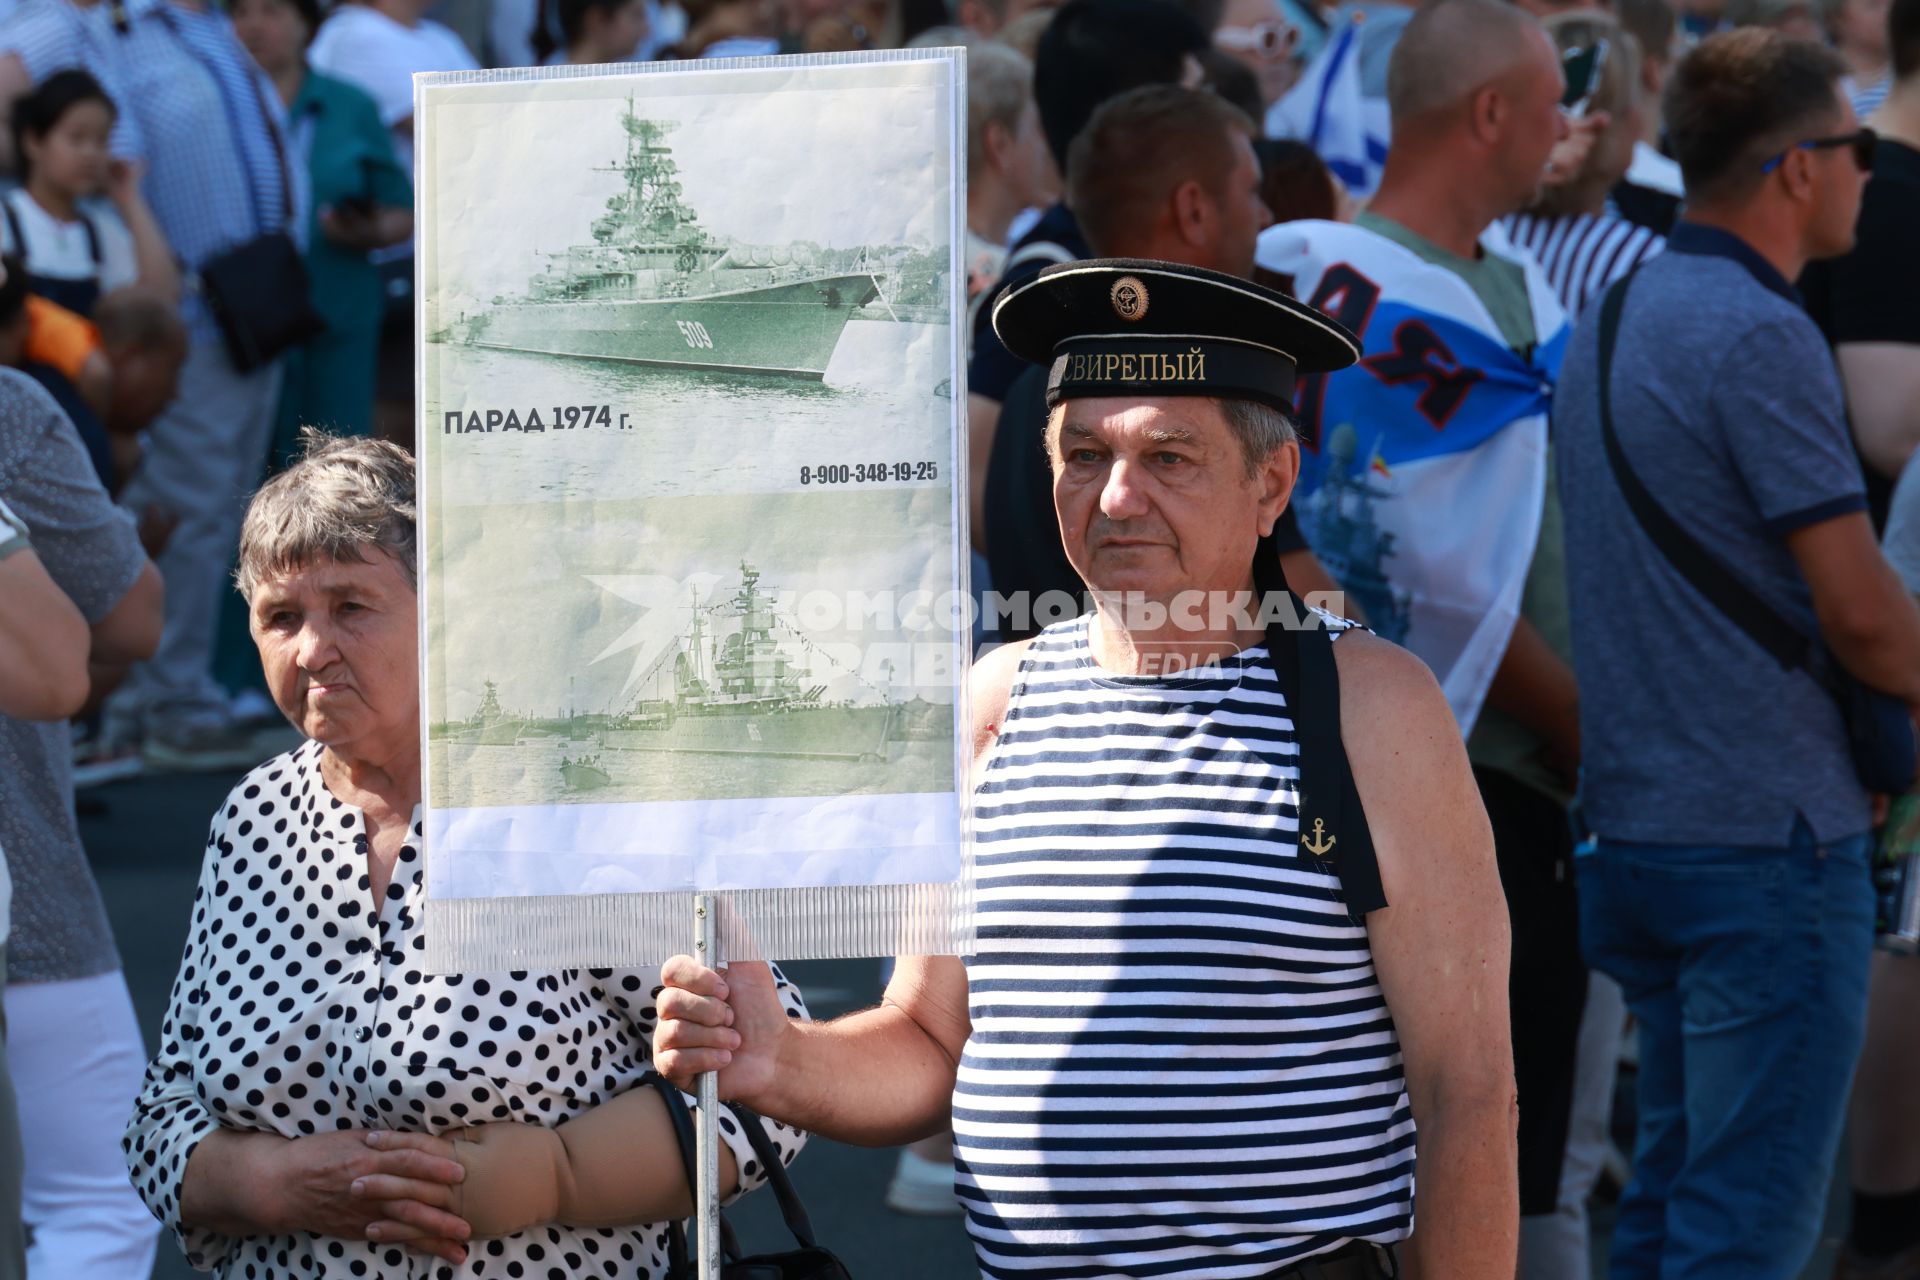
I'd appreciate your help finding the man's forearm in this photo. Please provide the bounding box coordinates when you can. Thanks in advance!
[1484,617,1580,763]
[1403,1093,1518,1276]
[752,1003,960,1147]
[1825,572,1920,706]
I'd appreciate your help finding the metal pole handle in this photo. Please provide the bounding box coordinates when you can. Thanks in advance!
[694,894,722,1280]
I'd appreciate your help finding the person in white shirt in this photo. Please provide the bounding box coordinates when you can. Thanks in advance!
[530,0,652,64]
[2,69,176,317]
[307,0,478,173]
[0,493,87,1280]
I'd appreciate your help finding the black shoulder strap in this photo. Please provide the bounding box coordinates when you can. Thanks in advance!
[1257,535,1387,920]
[1593,274,1810,673]
[644,1073,697,1276]
[1,195,24,262]
[642,1072,742,1274]
[2,195,103,270]
[727,1103,821,1249]
[77,210,101,267]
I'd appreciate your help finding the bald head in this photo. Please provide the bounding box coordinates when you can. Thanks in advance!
[1387,0,1553,126]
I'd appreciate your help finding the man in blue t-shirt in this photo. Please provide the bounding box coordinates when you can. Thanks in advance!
[1555,28,1920,1280]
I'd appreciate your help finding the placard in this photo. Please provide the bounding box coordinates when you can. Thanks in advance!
[415,51,971,970]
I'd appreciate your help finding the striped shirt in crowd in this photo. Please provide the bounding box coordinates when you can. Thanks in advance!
[1500,210,1666,319]
[1851,72,1891,122]
[955,614,1415,1280]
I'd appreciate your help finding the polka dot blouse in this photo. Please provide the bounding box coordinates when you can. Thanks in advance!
[124,740,810,1278]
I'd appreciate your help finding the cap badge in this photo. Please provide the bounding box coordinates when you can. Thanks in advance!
[1110,276,1149,322]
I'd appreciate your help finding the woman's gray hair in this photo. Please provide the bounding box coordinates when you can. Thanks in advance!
[968,41,1034,180]
[235,429,416,600]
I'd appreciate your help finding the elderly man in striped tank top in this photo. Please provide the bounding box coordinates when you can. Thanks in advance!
[654,261,1519,1280]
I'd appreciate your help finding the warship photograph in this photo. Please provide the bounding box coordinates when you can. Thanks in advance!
[418,60,964,817]
[450,99,886,380]
[597,561,900,761]
[444,679,535,745]
[427,557,955,808]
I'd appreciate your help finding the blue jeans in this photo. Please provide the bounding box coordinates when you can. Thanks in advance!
[1576,820,1875,1280]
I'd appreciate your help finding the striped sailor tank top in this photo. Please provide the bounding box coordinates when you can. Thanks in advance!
[954,614,1415,1280]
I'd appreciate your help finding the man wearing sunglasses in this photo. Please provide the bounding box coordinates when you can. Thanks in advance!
[1554,27,1920,1280]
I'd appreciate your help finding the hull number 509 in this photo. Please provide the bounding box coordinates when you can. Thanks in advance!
[676,320,714,349]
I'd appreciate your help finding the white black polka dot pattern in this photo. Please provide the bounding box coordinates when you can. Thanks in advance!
[124,740,809,1278]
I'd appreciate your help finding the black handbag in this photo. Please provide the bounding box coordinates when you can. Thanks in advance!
[1594,273,1917,795]
[640,1072,853,1280]
[200,229,325,373]
[154,11,325,372]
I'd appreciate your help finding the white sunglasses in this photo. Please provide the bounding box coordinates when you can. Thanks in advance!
[1213,20,1299,57]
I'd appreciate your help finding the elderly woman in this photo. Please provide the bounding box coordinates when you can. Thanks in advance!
[124,433,807,1277]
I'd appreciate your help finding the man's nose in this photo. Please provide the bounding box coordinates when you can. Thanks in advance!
[1099,458,1151,520]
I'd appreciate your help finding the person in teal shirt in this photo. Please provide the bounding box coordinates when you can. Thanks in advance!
[216,0,414,708]
[234,0,413,461]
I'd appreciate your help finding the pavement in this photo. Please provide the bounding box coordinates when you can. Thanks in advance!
[78,766,1845,1280]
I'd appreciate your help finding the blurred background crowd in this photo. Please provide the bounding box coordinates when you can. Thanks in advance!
[0,0,1918,1274]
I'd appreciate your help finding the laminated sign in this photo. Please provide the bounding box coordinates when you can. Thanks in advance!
[415,51,971,971]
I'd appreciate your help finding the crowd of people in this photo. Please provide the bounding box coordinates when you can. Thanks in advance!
[0,0,1917,1274]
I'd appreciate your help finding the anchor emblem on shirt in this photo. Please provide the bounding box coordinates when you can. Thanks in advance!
[1302,818,1336,857]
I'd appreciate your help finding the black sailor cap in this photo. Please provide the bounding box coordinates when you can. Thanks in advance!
[990,258,1361,414]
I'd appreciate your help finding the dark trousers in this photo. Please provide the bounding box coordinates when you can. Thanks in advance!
[1474,766,1589,1216]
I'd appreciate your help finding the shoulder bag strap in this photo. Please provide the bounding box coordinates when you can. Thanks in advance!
[1257,538,1387,920]
[726,1103,821,1249]
[1593,273,1811,674]
[141,2,294,234]
[78,209,101,267]
[240,70,297,234]
[1,195,25,261]
[641,1072,744,1274]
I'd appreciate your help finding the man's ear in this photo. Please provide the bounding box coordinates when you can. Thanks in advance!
[1256,439,1302,534]
[1779,145,1819,205]
[1171,178,1216,249]
[1469,84,1507,148]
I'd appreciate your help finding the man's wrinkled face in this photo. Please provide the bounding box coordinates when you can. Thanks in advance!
[1049,395,1294,606]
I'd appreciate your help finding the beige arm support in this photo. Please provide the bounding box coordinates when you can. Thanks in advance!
[449,1088,740,1237]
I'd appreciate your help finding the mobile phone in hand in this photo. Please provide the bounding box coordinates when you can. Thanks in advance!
[1560,38,1610,119]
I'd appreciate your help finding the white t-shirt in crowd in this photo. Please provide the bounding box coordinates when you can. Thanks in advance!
[1883,451,1920,594]
[1626,140,1685,198]
[0,189,137,295]
[309,5,478,170]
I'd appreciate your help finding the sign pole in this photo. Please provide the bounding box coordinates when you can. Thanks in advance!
[694,893,722,1280]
